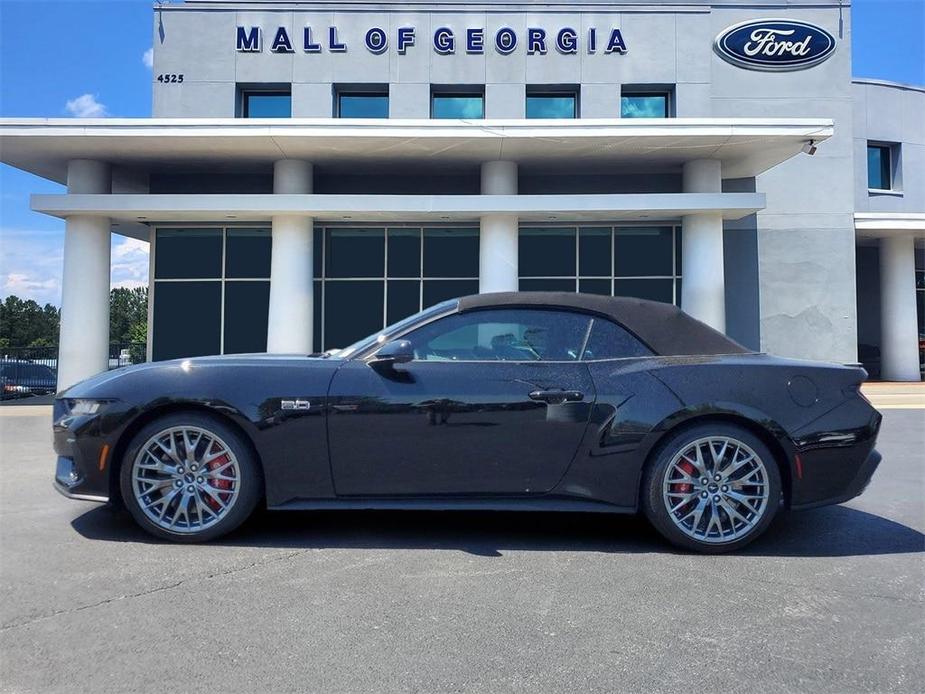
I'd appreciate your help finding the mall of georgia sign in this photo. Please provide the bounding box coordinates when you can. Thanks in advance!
[714,18,836,71]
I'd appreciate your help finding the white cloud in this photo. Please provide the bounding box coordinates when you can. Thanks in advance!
[64,93,108,118]
[0,229,150,307]
[110,236,150,290]
[142,47,154,69]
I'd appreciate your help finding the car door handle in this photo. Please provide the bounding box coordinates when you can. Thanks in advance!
[528,389,584,404]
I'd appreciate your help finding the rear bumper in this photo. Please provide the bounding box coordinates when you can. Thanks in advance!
[791,448,881,511]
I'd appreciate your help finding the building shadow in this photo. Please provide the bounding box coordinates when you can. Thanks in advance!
[70,504,924,558]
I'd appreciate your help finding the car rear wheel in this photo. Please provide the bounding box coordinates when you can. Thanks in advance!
[642,423,781,553]
[120,412,262,542]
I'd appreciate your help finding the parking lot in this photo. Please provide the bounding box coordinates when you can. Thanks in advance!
[1,405,922,693]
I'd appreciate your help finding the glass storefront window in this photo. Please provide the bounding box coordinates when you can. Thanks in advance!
[423,227,478,278]
[225,228,271,278]
[867,144,892,190]
[316,226,479,350]
[155,228,223,280]
[621,93,669,118]
[526,93,577,119]
[153,281,222,361]
[518,225,681,305]
[614,227,674,277]
[520,227,577,277]
[153,227,270,361]
[338,92,389,118]
[241,91,291,118]
[432,93,484,119]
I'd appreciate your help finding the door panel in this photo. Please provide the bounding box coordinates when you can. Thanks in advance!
[328,360,595,496]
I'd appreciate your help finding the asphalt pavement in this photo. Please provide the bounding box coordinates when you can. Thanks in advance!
[0,406,922,693]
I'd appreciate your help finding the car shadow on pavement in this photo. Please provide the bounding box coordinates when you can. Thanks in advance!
[71,504,924,558]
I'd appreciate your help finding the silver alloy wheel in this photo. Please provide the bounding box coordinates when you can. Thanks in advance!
[131,426,240,534]
[662,436,770,544]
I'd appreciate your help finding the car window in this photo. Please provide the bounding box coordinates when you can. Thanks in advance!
[580,318,653,360]
[404,309,591,362]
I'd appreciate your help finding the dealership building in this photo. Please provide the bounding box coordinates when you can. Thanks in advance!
[0,0,922,389]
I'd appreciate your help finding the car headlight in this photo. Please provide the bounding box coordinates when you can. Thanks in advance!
[67,399,105,416]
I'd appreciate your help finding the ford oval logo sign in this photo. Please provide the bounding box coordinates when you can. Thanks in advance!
[714,18,836,71]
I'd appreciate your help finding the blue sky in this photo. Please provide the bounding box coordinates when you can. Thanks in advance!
[1,0,923,306]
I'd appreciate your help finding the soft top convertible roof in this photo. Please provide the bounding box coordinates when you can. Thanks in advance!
[457,292,749,357]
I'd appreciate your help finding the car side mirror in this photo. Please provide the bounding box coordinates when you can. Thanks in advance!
[370,339,414,369]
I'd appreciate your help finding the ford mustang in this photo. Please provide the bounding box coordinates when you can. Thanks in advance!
[53,292,882,553]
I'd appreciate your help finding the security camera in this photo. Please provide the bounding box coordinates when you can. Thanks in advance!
[802,140,817,156]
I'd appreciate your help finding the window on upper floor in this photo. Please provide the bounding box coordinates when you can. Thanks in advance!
[431,86,485,119]
[621,86,673,118]
[336,86,390,118]
[526,87,579,119]
[239,87,292,118]
[867,143,900,191]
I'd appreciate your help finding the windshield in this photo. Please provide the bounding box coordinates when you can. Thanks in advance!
[335,299,458,359]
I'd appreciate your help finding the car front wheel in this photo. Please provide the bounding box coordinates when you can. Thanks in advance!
[642,423,781,553]
[120,412,262,542]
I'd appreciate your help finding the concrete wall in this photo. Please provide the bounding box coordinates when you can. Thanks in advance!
[852,80,925,213]
[152,0,863,363]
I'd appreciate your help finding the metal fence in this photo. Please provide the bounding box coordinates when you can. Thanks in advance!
[0,343,145,399]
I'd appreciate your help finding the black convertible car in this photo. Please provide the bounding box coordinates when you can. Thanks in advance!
[53,292,882,553]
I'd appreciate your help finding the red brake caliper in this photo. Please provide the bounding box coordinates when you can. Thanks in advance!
[205,448,231,511]
[670,460,696,513]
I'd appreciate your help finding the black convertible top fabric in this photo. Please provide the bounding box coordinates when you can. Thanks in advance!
[457,292,750,357]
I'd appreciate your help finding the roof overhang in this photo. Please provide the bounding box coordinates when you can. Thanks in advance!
[855,213,925,239]
[1,117,833,181]
[32,191,765,225]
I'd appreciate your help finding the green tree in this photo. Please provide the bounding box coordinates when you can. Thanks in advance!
[0,296,60,347]
[109,287,148,346]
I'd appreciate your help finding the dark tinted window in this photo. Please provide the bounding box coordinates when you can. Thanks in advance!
[423,227,478,277]
[404,309,590,362]
[520,227,576,276]
[579,227,611,276]
[324,280,384,349]
[423,279,478,308]
[614,227,674,277]
[224,281,270,354]
[225,228,271,278]
[155,229,223,279]
[387,280,420,324]
[520,278,575,292]
[326,228,384,278]
[387,229,421,277]
[153,282,221,360]
[867,144,892,190]
[578,279,611,296]
[581,318,653,360]
[614,278,674,303]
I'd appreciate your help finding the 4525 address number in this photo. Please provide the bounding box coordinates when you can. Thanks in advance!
[156,74,184,83]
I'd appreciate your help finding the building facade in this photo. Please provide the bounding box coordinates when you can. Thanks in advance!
[0,0,922,389]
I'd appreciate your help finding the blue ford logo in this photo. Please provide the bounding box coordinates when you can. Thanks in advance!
[714,18,836,71]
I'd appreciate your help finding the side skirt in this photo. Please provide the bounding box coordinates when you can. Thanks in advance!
[269,496,636,514]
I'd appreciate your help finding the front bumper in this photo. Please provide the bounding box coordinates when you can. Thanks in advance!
[52,399,134,503]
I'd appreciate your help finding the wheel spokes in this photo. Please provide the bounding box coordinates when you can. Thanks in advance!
[663,436,769,543]
[132,426,240,534]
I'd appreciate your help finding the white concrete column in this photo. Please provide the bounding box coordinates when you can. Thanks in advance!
[681,159,726,332]
[267,160,314,353]
[879,235,920,381]
[479,161,519,294]
[58,160,112,390]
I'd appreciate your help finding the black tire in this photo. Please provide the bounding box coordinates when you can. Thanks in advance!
[119,412,262,543]
[641,422,782,554]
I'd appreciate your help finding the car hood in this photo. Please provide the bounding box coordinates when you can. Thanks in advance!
[58,353,341,399]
